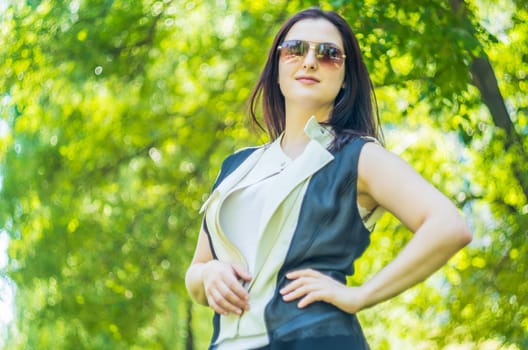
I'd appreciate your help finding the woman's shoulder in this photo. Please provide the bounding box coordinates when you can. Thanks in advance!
[356,138,398,175]
[357,139,415,197]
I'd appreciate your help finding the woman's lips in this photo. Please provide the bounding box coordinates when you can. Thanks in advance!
[295,76,320,84]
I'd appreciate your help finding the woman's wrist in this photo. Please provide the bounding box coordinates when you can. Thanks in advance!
[186,262,209,306]
[339,285,371,314]
[354,284,373,312]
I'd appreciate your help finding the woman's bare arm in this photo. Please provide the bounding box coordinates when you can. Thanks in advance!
[281,142,472,312]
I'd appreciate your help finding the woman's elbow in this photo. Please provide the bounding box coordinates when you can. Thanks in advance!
[449,215,473,248]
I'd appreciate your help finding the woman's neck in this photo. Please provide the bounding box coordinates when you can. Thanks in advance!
[281,103,332,158]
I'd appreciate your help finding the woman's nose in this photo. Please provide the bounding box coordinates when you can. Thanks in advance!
[302,46,318,70]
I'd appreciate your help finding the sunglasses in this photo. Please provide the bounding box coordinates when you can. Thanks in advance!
[278,40,346,68]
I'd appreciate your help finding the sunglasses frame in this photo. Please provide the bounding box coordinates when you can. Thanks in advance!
[277,39,346,67]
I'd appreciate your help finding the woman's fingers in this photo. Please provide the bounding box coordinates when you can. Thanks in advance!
[280,277,313,298]
[226,278,250,305]
[210,286,244,315]
[280,268,339,308]
[207,288,233,315]
[280,269,319,293]
[232,264,253,282]
[280,268,365,313]
[298,289,326,308]
[206,279,245,315]
[220,279,249,311]
[281,277,326,306]
[203,260,251,315]
[280,269,324,294]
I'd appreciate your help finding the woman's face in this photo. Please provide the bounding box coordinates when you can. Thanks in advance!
[278,18,346,114]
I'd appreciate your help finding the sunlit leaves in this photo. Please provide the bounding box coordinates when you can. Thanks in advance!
[0,0,526,349]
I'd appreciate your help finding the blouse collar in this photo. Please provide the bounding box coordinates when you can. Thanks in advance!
[303,115,335,149]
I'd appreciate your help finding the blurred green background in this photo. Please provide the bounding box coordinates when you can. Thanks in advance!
[0,0,526,349]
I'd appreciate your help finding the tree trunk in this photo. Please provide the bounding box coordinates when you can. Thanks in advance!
[450,0,528,201]
[470,57,513,136]
[185,301,194,350]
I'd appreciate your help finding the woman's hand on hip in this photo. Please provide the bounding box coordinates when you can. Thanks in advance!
[280,268,365,314]
[202,260,252,316]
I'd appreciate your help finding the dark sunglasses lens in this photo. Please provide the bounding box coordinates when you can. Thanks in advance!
[281,40,306,57]
[317,44,344,64]
[279,40,344,67]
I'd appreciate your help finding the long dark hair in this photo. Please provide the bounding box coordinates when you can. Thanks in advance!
[248,8,383,150]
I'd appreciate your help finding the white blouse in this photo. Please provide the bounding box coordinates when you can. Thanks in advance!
[216,132,382,349]
[220,137,292,276]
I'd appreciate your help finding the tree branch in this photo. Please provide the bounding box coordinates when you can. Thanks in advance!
[449,0,528,202]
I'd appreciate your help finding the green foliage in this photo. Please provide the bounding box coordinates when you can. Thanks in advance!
[0,0,526,349]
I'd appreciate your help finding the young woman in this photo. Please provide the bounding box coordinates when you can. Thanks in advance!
[185,8,472,350]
